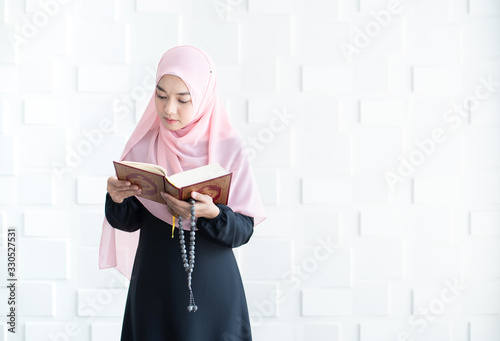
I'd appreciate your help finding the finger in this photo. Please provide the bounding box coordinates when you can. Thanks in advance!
[109,176,127,186]
[160,192,171,203]
[116,185,141,192]
[167,206,178,217]
[161,192,178,211]
[162,192,192,218]
[115,180,137,188]
[191,191,212,203]
[108,187,141,197]
[110,183,140,192]
[122,188,141,196]
[109,177,140,189]
[110,187,141,198]
[191,191,199,201]
[161,192,182,206]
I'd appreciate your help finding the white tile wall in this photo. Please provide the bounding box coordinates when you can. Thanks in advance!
[24,98,71,126]
[302,65,353,93]
[1,0,499,340]
[302,176,353,204]
[462,281,500,315]
[360,100,406,125]
[463,171,500,204]
[463,239,500,278]
[463,18,500,58]
[18,59,54,93]
[407,246,461,284]
[353,238,403,279]
[23,210,70,237]
[241,57,279,93]
[18,171,54,205]
[90,323,122,341]
[359,321,408,341]
[300,23,350,64]
[470,210,500,236]
[76,23,127,64]
[245,281,280,317]
[413,66,463,94]
[353,281,390,315]
[19,281,55,316]
[17,15,69,57]
[136,0,182,13]
[0,135,15,175]
[77,288,128,317]
[0,100,6,133]
[409,24,461,65]
[470,320,500,341]
[0,65,18,93]
[0,176,17,204]
[410,210,450,244]
[19,239,69,279]
[77,65,130,93]
[303,323,340,341]
[77,0,117,21]
[25,322,84,341]
[413,177,462,204]
[360,210,405,236]
[301,287,353,316]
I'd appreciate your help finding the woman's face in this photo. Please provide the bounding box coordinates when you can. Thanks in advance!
[155,74,194,131]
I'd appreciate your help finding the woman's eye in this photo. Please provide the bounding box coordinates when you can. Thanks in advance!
[179,100,189,104]
[156,94,167,99]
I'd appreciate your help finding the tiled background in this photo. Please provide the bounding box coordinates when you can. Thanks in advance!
[0,0,499,340]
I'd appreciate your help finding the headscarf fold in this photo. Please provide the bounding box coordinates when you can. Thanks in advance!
[99,45,266,279]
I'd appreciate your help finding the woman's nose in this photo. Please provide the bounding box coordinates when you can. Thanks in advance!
[164,99,176,115]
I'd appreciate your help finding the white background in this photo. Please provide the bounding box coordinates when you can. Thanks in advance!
[0,0,500,340]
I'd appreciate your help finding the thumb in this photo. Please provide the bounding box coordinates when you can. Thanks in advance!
[191,191,207,202]
[191,191,199,200]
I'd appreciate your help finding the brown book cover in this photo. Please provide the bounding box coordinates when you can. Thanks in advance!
[113,161,232,205]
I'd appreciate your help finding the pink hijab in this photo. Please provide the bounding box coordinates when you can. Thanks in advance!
[99,45,266,279]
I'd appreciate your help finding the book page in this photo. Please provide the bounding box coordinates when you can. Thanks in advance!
[169,163,229,188]
[119,161,167,177]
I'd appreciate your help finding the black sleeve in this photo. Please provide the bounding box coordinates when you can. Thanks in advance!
[105,192,143,232]
[196,204,254,248]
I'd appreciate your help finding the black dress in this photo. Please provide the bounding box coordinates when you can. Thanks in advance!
[105,193,254,341]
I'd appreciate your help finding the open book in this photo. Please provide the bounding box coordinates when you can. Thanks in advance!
[113,161,232,205]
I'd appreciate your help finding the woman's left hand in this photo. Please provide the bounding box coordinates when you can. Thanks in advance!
[161,191,220,220]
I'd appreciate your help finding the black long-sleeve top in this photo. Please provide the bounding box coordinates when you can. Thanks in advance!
[105,192,254,341]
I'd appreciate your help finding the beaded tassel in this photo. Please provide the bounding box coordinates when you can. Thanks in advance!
[177,198,198,313]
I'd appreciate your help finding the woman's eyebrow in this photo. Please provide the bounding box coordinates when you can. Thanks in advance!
[156,85,190,95]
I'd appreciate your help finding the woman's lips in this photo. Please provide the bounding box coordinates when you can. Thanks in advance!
[165,118,177,125]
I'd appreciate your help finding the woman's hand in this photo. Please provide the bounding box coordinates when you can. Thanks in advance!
[161,191,220,220]
[107,176,142,204]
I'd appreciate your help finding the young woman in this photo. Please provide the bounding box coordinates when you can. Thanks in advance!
[99,45,265,340]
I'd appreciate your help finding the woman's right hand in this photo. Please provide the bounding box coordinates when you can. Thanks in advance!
[107,176,142,204]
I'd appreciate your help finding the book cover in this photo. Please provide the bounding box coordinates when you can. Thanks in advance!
[113,161,232,205]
